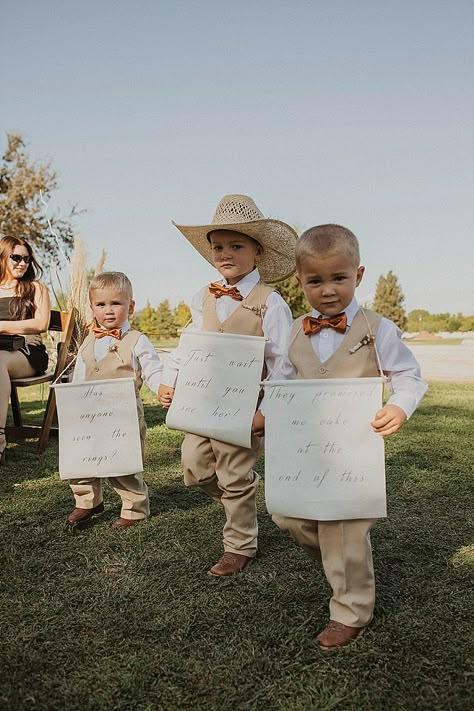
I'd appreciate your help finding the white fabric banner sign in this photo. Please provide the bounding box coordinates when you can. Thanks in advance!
[53,378,143,480]
[166,330,266,448]
[264,378,386,520]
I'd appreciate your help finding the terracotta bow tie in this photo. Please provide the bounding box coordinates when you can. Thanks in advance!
[208,282,243,301]
[302,313,347,335]
[92,327,122,340]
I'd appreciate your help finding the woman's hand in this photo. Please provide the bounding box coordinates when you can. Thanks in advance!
[24,334,43,346]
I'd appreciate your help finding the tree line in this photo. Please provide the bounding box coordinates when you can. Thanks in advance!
[132,287,473,338]
[278,271,473,332]
[1,133,472,335]
[132,300,191,340]
[405,310,473,334]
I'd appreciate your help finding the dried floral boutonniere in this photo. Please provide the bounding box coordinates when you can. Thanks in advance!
[242,304,267,317]
[108,343,124,362]
[349,333,375,354]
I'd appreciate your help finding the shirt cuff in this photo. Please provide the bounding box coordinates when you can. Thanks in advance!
[146,372,163,394]
[161,367,178,389]
[386,392,417,419]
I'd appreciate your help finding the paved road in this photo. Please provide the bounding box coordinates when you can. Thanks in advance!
[159,345,474,382]
[406,344,474,382]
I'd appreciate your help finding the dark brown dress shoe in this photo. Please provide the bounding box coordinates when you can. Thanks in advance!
[315,620,367,649]
[66,502,104,525]
[111,517,140,529]
[208,552,252,577]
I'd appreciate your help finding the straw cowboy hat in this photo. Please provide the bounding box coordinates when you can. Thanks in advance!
[172,194,297,283]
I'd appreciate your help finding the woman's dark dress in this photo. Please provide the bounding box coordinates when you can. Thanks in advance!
[0,297,48,373]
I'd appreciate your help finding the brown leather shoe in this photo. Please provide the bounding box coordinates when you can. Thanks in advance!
[111,517,140,529]
[315,620,367,649]
[66,502,104,525]
[208,552,252,577]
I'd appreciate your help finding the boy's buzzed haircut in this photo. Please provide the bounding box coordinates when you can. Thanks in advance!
[296,224,360,269]
[89,271,133,300]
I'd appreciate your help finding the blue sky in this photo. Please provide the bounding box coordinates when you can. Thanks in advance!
[2,0,472,313]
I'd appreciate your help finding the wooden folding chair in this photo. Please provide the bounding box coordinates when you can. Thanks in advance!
[7,308,77,452]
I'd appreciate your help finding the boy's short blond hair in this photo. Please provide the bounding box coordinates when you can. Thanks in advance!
[296,224,360,270]
[89,271,133,300]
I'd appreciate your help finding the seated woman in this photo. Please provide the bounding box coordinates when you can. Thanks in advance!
[0,236,51,464]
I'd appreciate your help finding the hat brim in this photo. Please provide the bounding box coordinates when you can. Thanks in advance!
[172,219,297,283]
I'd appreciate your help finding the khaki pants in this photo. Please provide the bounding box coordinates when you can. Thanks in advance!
[69,416,149,520]
[273,515,376,627]
[182,433,262,557]
[69,474,149,520]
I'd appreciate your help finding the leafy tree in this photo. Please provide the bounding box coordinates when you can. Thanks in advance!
[447,316,463,333]
[406,309,474,333]
[373,271,407,329]
[406,309,431,332]
[0,133,79,261]
[277,274,310,318]
[155,299,176,338]
[134,302,159,337]
[174,301,191,328]
[423,313,451,332]
[459,315,474,331]
[406,310,466,333]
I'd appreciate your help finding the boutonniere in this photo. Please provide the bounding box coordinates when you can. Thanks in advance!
[108,343,124,362]
[349,333,375,354]
[242,303,267,317]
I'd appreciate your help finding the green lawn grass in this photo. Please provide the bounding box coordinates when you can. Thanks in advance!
[150,338,179,350]
[1,383,473,710]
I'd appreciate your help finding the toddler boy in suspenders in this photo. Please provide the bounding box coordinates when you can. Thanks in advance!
[159,195,297,576]
[66,272,163,529]
[259,224,427,648]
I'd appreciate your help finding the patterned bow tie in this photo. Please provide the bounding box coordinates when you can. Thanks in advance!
[92,326,122,340]
[208,282,243,301]
[302,313,347,335]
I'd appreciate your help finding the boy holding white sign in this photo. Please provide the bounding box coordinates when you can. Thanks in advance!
[260,224,427,648]
[159,194,296,576]
[66,271,163,529]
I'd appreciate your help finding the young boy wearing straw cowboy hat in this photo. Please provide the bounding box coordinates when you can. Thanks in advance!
[159,194,297,576]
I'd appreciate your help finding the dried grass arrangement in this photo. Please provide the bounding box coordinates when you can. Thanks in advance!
[48,237,106,374]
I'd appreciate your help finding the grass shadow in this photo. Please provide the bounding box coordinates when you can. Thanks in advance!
[1,383,473,710]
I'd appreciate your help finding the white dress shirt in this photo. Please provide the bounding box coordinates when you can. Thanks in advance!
[73,320,163,393]
[262,298,427,419]
[161,269,293,388]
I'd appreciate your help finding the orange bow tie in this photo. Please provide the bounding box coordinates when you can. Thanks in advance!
[302,313,347,335]
[208,282,243,301]
[92,327,122,340]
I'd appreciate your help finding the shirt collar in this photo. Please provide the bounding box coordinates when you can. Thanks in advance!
[220,268,260,297]
[311,297,359,326]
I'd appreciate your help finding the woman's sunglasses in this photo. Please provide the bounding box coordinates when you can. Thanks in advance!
[9,254,31,264]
